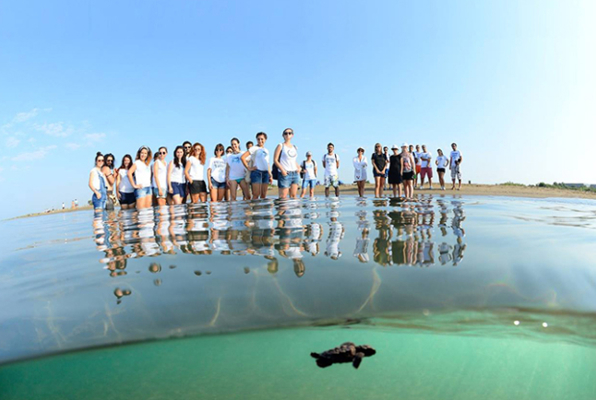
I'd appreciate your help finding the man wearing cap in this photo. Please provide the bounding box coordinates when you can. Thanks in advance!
[449,143,463,190]
[300,151,318,198]
[419,144,433,190]
[322,143,340,197]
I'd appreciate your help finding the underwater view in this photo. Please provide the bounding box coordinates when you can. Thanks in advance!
[1,195,596,399]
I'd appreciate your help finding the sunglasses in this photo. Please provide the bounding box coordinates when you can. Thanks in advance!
[184,146,191,149]
[97,159,104,162]
[159,151,166,155]
[217,149,224,152]
[283,132,293,136]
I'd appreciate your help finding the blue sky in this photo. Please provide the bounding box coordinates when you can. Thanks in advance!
[1,0,595,219]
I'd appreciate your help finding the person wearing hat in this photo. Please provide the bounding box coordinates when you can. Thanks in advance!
[388,144,403,197]
[300,151,318,199]
[353,147,368,197]
[400,143,416,200]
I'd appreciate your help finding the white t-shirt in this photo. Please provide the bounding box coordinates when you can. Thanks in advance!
[169,161,186,184]
[322,153,340,177]
[414,151,422,166]
[420,152,432,168]
[436,155,448,169]
[90,167,107,191]
[450,150,462,168]
[187,155,205,181]
[249,146,270,171]
[226,152,247,180]
[118,169,134,193]
[133,160,152,188]
[208,156,227,183]
[278,144,298,172]
[302,160,316,180]
[152,159,167,189]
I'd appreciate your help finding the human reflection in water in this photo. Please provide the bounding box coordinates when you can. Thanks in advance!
[303,222,323,256]
[451,200,467,265]
[325,206,345,260]
[373,210,392,266]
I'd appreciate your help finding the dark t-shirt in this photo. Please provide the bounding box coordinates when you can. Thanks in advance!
[371,153,387,171]
[389,155,401,174]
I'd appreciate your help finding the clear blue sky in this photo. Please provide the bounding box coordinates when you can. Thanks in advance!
[1,0,595,219]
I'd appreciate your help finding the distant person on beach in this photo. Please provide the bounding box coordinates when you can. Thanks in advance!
[89,152,108,211]
[274,128,300,199]
[353,147,368,197]
[152,146,168,206]
[116,154,136,209]
[449,143,463,190]
[102,153,116,210]
[419,145,433,190]
[400,143,416,199]
[128,146,153,209]
[62,202,65,210]
[75,199,78,207]
[185,143,208,203]
[226,138,249,201]
[388,144,403,197]
[207,143,227,203]
[371,143,387,197]
[300,151,317,199]
[167,146,187,205]
[322,143,340,197]
[242,132,272,199]
[435,149,448,190]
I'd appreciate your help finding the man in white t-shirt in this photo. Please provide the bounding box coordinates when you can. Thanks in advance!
[419,144,433,190]
[449,142,463,190]
[322,143,340,197]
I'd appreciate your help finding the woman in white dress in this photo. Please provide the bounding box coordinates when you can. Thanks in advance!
[353,147,368,197]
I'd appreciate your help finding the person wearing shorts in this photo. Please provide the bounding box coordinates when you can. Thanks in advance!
[242,132,272,199]
[152,146,168,206]
[89,152,108,212]
[435,149,448,190]
[167,145,187,204]
[207,143,227,202]
[414,144,422,189]
[185,143,207,203]
[322,143,340,197]
[300,151,318,198]
[371,143,387,197]
[449,143,463,190]
[274,128,300,199]
[128,146,153,209]
[400,143,416,200]
[226,138,250,201]
[116,154,136,209]
[419,144,433,190]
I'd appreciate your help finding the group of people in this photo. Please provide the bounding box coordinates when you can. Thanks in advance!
[89,128,463,211]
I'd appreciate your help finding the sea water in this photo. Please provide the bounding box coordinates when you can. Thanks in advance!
[1,195,595,399]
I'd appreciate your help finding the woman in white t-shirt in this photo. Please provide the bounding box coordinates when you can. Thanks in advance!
[116,154,136,209]
[184,143,207,203]
[241,132,272,199]
[127,146,153,209]
[167,145,187,205]
[353,147,368,197]
[226,138,249,201]
[207,143,227,203]
[435,148,449,191]
[274,128,300,199]
[152,146,168,206]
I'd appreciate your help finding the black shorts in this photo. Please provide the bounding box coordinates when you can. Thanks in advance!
[437,168,445,173]
[190,180,207,194]
[119,191,136,205]
[403,171,414,181]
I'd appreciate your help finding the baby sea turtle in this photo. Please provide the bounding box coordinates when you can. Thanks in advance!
[311,342,376,369]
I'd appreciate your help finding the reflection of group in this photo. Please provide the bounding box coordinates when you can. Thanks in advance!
[95,197,467,286]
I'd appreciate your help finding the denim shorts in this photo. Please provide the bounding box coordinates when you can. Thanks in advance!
[92,192,106,209]
[135,187,152,199]
[278,171,300,188]
[171,182,186,197]
[302,179,317,189]
[119,191,136,205]
[153,187,167,199]
[250,170,270,184]
[210,177,226,189]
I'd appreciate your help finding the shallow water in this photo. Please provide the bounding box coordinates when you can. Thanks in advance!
[1,195,596,399]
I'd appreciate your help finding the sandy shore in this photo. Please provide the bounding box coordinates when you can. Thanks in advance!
[9,184,595,220]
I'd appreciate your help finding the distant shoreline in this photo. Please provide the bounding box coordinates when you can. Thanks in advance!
[7,183,596,220]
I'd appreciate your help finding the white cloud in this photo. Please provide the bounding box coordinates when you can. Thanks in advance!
[33,122,73,137]
[66,143,81,150]
[13,108,39,123]
[12,145,57,162]
[6,137,20,148]
[85,132,106,142]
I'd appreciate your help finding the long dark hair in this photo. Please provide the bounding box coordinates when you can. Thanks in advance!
[173,145,186,168]
[118,154,133,171]
[95,152,103,163]
[136,146,152,166]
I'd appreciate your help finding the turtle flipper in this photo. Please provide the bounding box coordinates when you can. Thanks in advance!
[352,352,364,369]
[310,352,320,359]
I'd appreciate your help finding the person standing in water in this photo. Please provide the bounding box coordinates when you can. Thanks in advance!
[383,146,390,190]
[102,153,116,210]
[388,144,403,197]
[128,146,153,209]
[89,152,108,212]
[322,143,340,197]
[167,145,187,205]
[242,132,272,199]
[152,146,168,206]
[207,143,227,203]
[116,154,136,209]
[371,143,387,197]
[182,141,192,204]
[185,143,208,203]
[435,148,448,190]
[226,138,249,201]
[353,147,368,197]
[400,143,416,200]
[449,143,463,190]
[300,151,318,199]
[244,140,254,198]
[419,144,433,190]
[274,128,300,199]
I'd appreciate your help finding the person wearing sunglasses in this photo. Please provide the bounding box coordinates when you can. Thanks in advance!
[208,143,227,202]
[182,141,192,203]
[128,146,153,209]
[152,146,168,206]
[89,152,108,212]
[274,128,300,199]
[353,147,368,197]
[226,138,250,201]
[167,145,187,205]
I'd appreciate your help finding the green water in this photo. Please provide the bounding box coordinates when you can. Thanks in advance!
[1,195,596,399]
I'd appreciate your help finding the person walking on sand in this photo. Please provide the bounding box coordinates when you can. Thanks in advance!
[242,132,272,199]
[435,149,448,190]
[400,143,416,200]
[353,147,368,197]
[274,128,300,199]
[449,143,463,190]
[322,143,340,197]
[371,143,387,197]
[419,144,433,190]
[388,144,403,197]
[300,151,318,199]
